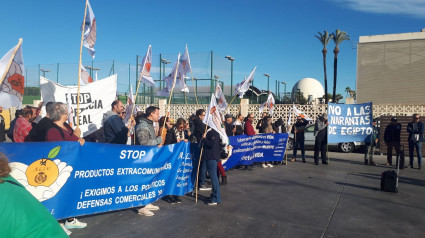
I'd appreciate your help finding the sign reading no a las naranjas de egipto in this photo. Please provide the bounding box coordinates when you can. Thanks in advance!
[327,102,373,143]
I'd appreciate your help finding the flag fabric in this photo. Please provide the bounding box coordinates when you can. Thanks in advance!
[80,65,93,85]
[293,103,313,121]
[139,45,154,87]
[287,108,293,132]
[267,93,275,116]
[82,0,96,58]
[66,89,74,127]
[0,39,24,110]
[258,93,275,115]
[203,94,228,144]
[157,53,186,97]
[180,45,191,77]
[215,83,227,114]
[234,66,256,98]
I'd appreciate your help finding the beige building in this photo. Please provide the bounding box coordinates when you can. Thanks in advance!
[357,30,425,104]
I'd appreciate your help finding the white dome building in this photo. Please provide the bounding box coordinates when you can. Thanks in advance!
[291,78,325,104]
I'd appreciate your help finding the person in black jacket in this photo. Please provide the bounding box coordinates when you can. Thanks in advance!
[291,116,309,162]
[224,114,234,137]
[193,109,206,142]
[233,114,244,136]
[6,109,23,142]
[201,128,221,205]
[407,114,424,169]
[256,112,268,133]
[384,117,401,166]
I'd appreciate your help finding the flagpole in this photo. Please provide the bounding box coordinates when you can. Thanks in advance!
[131,46,150,122]
[0,38,23,86]
[161,53,181,137]
[76,0,89,129]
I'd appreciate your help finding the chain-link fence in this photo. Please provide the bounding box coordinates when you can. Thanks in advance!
[23,51,284,105]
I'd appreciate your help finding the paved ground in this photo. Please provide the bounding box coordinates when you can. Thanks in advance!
[70,151,425,238]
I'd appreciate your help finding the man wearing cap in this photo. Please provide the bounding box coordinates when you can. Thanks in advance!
[224,114,234,137]
[384,117,402,166]
[364,119,379,165]
[407,114,424,169]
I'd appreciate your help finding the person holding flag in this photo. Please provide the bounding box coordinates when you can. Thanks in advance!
[291,116,309,163]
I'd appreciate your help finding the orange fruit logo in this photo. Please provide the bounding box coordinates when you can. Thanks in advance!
[26,146,61,187]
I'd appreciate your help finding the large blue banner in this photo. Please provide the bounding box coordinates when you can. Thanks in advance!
[327,102,373,143]
[223,133,288,171]
[0,142,195,220]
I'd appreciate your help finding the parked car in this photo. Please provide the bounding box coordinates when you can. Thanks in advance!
[286,124,364,153]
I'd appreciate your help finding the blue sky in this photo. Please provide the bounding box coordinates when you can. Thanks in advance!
[1,0,424,98]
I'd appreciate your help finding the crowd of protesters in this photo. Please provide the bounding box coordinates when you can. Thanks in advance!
[1,100,424,236]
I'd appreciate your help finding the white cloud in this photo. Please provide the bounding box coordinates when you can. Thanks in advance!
[332,0,425,18]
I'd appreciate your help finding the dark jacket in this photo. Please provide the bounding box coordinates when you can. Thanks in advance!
[6,117,18,142]
[26,117,54,142]
[273,118,287,134]
[291,119,309,141]
[384,123,401,143]
[256,118,267,133]
[193,117,206,142]
[234,121,244,135]
[201,129,221,161]
[407,121,424,142]
[104,114,128,144]
[164,127,189,145]
[225,121,234,137]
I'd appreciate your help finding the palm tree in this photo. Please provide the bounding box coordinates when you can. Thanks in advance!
[315,31,333,104]
[331,29,350,103]
[335,93,343,103]
[345,86,351,97]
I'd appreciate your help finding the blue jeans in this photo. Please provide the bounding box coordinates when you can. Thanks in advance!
[206,160,221,203]
[293,139,305,159]
[199,159,207,186]
[409,141,422,167]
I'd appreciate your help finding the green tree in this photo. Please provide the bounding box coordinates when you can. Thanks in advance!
[331,29,350,103]
[345,86,351,97]
[323,93,343,103]
[315,31,333,104]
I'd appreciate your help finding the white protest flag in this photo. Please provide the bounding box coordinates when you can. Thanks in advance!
[215,83,227,114]
[157,53,185,96]
[234,66,256,98]
[203,94,228,143]
[66,89,75,127]
[80,64,93,85]
[0,39,24,110]
[180,44,191,77]
[267,93,275,116]
[40,74,117,137]
[139,45,155,87]
[293,103,313,121]
[82,0,96,58]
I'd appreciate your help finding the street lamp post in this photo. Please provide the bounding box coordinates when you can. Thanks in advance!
[281,82,286,103]
[225,55,234,97]
[264,73,270,92]
[40,68,50,77]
